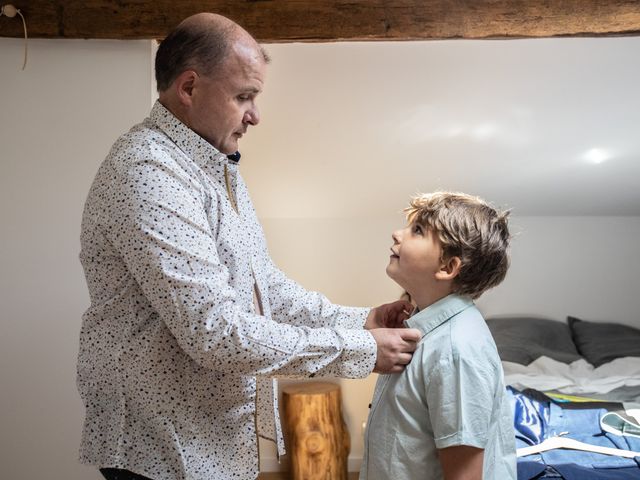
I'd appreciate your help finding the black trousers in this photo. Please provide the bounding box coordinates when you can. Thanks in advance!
[100,468,153,480]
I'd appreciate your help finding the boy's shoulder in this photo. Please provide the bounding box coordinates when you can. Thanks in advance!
[449,309,501,365]
[412,299,501,373]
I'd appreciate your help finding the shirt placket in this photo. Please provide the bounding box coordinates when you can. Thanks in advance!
[363,374,393,478]
[224,159,285,457]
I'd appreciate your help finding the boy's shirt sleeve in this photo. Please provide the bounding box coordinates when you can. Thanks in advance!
[425,351,499,450]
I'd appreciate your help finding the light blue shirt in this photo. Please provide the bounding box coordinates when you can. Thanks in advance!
[360,294,516,480]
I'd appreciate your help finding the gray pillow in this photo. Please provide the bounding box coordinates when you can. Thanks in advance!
[568,316,640,367]
[486,316,582,365]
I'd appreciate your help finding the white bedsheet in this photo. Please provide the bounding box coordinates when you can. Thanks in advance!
[503,356,640,395]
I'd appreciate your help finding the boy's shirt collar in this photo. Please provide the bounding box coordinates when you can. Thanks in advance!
[405,294,474,337]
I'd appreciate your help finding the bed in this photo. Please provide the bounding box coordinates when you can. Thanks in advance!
[486,315,640,480]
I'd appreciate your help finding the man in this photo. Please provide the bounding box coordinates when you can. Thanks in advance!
[77,13,421,480]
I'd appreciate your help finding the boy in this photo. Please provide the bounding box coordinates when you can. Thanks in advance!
[360,192,516,480]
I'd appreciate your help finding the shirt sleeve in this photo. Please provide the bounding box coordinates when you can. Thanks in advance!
[426,352,499,450]
[99,154,376,379]
[265,261,371,330]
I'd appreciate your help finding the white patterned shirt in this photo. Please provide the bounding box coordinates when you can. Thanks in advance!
[77,101,377,480]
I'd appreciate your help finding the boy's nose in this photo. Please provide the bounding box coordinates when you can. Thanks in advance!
[392,229,401,244]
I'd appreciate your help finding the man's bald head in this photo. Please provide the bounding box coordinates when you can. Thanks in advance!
[155,13,269,92]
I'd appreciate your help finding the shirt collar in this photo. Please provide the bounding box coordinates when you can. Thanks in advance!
[405,294,474,336]
[149,100,240,166]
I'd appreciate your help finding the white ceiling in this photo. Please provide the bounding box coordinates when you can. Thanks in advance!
[240,37,640,219]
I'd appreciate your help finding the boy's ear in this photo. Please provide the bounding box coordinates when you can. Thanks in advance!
[435,256,462,281]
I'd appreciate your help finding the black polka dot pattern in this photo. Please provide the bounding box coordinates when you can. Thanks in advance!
[76,101,376,480]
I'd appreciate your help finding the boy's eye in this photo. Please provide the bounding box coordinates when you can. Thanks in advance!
[412,224,423,235]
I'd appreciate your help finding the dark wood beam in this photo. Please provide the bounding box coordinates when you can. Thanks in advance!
[1,1,640,41]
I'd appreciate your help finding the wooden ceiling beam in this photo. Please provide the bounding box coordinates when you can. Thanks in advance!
[1,1,640,41]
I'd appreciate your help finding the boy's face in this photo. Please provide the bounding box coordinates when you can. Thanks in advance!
[386,222,445,295]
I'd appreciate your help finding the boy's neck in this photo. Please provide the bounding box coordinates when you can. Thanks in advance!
[413,287,454,312]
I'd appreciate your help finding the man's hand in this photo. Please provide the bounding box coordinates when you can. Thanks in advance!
[365,300,413,330]
[370,328,422,373]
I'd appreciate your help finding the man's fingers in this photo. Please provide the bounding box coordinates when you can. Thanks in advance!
[370,327,423,374]
[382,360,412,374]
[399,328,422,344]
[398,300,413,315]
[368,300,409,329]
[396,353,413,365]
[391,300,413,324]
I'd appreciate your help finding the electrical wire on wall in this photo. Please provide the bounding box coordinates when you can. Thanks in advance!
[1,4,28,70]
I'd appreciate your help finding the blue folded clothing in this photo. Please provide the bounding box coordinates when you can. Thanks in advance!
[509,388,640,479]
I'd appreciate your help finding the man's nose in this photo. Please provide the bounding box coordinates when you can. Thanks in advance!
[243,105,260,126]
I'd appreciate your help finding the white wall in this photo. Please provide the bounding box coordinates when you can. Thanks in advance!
[241,38,640,218]
[477,216,640,326]
[0,38,155,480]
[1,36,639,478]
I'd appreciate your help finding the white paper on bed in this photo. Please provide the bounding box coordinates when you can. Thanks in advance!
[503,356,640,394]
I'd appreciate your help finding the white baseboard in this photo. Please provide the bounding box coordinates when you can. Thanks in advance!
[260,456,362,473]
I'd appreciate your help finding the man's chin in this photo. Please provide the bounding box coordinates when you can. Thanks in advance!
[221,145,238,156]
[216,137,239,155]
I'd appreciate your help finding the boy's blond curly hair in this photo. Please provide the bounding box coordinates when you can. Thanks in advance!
[405,192,511,299]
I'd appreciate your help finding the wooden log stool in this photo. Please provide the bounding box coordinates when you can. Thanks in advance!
[282,382,350,480]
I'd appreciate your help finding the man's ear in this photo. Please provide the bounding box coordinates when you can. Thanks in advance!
[174,70,198,107]
[435,256,461,281]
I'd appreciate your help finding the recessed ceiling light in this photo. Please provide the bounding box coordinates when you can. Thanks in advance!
[583,148,610,164]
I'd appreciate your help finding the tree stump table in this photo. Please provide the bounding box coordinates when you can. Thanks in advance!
[282,382,350,480]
